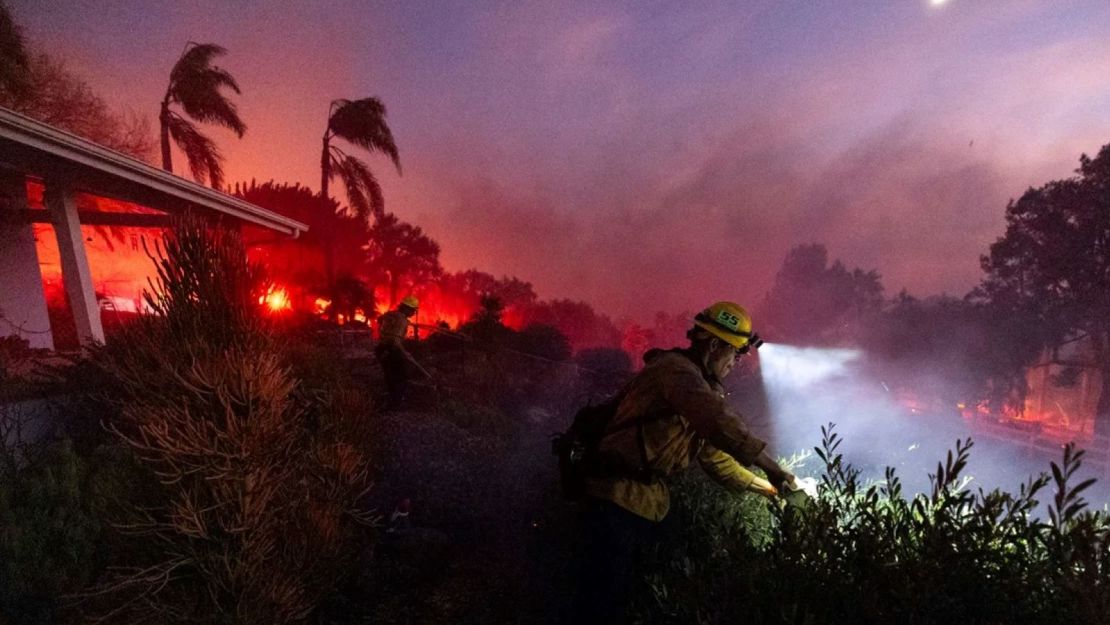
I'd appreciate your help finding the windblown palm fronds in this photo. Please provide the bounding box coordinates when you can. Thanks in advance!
[320,97,400,219]
[165,114,225,188]
[159,42,245,188]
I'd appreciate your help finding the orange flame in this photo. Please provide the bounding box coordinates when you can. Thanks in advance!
[260,285,291,312]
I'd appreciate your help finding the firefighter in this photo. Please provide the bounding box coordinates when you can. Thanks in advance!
[374,295,431,409]
[571,301,794,625]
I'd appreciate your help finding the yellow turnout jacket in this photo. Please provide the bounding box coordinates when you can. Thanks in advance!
[377,310,410,347]
[584,349,768,521]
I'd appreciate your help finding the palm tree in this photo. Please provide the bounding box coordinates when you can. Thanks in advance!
[159,43,245,189]
[320,98,400,219]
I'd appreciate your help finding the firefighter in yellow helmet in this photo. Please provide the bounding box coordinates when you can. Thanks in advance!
[572,301,795,625]
[374,295,431,409]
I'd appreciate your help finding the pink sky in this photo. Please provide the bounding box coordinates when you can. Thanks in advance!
[13,0,1110,320]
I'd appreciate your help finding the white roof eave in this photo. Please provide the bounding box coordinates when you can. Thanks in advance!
[0,106,307,237]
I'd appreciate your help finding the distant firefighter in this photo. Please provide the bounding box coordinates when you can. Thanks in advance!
[568,301,796,625]
[374,295,431,409]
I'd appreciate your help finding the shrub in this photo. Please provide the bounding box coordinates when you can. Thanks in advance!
[636,426,1110,625]
[574,347,632,399]
[513,324,572,362]
[85,216,374,625]
[0,394,153,625]
[0,437,98,624]
[421,319,581,426]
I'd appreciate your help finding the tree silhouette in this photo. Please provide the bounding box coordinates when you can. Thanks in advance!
[364,213,441,308]
[460,294,513,345]
[0,6,151,159]
[326,273,375,323]
[437,270,538,324]
[0,2,30,100]
[320,98,400,220]
[236,180,370,288]
[476,294,505,325]
[864,293,1036,413]
[2,54,153,159]
[980,144,1110,433]
[760,243,884,345]
[160,43,245,188]
[521,299,621,350]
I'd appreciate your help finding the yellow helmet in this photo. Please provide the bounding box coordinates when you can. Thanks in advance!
[693,301,759,350]
[401,295,419,309]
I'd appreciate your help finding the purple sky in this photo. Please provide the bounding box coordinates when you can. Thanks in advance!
[12,0,1110,320]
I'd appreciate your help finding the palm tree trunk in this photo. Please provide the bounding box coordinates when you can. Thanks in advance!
[320,135,331,199]
[160,103,172,172]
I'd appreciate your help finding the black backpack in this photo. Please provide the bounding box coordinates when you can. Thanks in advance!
[552,390,660,501]
[551,395,621,501]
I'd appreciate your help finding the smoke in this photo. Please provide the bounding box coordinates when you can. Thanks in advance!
[758,343,1109,506]
[758,343,924,481]
[759,344,861,390]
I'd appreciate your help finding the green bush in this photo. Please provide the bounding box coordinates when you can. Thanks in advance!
[0,438,97,624]
[0,432,154,625]
[513,324,572,362]
[636,426,1110,625]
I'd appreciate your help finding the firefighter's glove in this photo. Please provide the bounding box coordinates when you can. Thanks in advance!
[748,476,779,499]
[772,471,797,495]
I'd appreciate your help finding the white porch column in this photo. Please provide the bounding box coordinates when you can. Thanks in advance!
[0,171,54,349]
[44,175,104,345]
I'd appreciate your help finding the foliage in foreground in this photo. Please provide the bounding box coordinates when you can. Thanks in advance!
[639,426,1110,625]
[0,434,100,624]
[80,217,375,625]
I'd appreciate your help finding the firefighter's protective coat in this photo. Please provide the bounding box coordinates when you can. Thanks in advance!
[378,310,410,345]
[585,350,768,521]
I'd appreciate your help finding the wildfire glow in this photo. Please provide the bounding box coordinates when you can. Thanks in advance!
[261,286,291,312]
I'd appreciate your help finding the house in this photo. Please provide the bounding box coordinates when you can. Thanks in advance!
[0,107,307,350]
